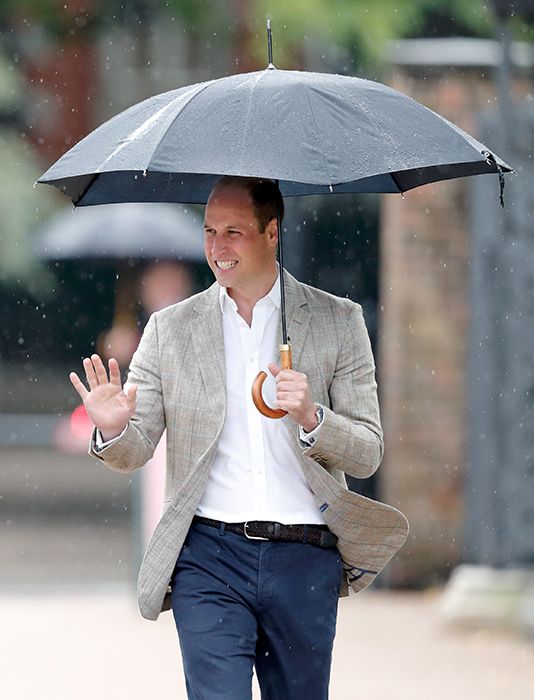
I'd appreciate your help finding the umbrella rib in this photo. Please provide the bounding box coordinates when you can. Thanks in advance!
[74,172,100,206]
[148,80,219,173]
[389,172,403,194]
[96,100,183,173]
[100,80,215,174]
[237,71,268,174]
[301,84,335,187]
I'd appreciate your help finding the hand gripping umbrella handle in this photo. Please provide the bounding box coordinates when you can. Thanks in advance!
[252,344,292,419]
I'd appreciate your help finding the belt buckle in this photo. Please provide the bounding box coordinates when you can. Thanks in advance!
[244,521,269,541]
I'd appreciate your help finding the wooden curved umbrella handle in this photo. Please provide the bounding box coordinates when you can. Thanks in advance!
[252,344,292,419]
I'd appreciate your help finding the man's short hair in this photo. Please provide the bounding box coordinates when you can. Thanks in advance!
[215,176,284,232]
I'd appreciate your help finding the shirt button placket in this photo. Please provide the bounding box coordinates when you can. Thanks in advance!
[247,316,267,513]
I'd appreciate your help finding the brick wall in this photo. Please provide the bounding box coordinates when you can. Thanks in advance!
[380,65,504,586]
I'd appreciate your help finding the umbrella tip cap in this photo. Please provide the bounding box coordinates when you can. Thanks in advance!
[266,16,274,68]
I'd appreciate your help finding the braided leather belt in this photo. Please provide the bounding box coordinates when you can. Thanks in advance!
[193,515,338,549]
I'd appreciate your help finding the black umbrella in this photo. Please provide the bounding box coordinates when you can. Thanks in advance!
[37,24,512,417]
[34,202,205,331]
[33,202,204,261]
[37,69,511,206]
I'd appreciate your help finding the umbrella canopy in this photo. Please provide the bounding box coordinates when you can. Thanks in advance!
[37,67,512,207]
[33,202,205,261]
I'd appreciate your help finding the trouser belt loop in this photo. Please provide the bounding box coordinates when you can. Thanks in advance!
[303,524,308,544]
[218,521,226,536]
[267,522,281,539]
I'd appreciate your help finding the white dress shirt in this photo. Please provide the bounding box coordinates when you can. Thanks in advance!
[195,275,325,524]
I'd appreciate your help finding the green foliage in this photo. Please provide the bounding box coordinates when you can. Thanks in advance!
[0,130,56,294]
[406,0,495,38]
[0,0,527,66]
[1,0,106,41]
[257,0,418,62]
[218,0,498,74]
[160,0,216,34]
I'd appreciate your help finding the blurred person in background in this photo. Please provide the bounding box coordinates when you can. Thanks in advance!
[99,261,194,545]
[139,260,194,320]
[99,261,194,368]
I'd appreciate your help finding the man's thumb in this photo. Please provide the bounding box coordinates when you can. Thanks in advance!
[268,362,280,377]
[125,383,138,403]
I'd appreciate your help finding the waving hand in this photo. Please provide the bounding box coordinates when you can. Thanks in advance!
[70,354,137,442]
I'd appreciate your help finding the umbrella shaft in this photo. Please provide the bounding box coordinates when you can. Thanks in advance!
[267,19,273,66]
[276,183,288,345]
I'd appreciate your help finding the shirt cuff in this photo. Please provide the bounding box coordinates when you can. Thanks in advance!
[93,425,128,452]
[299,405,324,446]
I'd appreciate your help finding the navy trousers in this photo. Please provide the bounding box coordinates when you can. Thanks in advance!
[170,521,342,700]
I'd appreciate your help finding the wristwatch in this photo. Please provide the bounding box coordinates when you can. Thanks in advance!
[303,404,324,434]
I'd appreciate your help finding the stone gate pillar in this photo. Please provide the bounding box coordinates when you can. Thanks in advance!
[379,38,533,586]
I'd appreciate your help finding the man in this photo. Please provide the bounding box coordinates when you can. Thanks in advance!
[70,177,408,699]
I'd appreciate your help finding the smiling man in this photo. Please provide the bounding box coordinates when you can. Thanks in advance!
[70,176,407,700]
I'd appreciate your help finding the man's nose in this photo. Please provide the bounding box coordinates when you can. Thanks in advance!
[210,235,226,257]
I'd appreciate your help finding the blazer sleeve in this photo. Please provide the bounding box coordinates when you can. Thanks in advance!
[89,313,166,472]
[300,303,383,478]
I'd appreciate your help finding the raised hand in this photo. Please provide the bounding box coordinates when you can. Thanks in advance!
[69,354,137,441]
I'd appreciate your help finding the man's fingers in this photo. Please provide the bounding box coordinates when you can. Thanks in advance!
[83,357,98,390]
[69,372,89,400]
[108,358,122,387]
[273,368,306,383]
[276,379,301,390]
[91,354,108,385]
[277,388,305,399]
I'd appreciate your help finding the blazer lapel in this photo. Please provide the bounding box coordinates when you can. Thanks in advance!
[276,271,312,371]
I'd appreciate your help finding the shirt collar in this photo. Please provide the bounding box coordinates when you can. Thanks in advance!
[218,268,281,313]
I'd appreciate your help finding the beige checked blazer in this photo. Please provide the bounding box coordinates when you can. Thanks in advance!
[91,271,408,621]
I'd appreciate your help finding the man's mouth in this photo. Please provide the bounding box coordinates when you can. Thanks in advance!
[216,261,237,270]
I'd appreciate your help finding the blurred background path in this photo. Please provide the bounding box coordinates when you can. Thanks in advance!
[3,588,534,699]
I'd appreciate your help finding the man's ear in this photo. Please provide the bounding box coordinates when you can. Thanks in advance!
[266,217,279,247]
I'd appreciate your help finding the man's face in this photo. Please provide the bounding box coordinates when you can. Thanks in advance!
[204,184,278,296]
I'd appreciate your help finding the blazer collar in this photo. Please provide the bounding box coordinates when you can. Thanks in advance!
[189,271,312,408]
